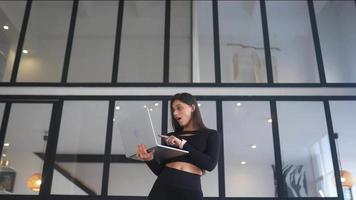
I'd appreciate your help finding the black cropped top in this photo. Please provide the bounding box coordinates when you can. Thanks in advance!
[145,128,220,176]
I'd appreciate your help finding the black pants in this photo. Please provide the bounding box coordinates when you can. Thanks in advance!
[148,167,203,200]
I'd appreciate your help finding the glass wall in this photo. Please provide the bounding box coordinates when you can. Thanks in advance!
[266,1,319,83]
[315,1,356,83]
[17,1,72,82]
[277,101,337,197]
[0,1,26,82]
[0,103,53,195]
[223,101,275,197]
[67,1,118,83]
[117,1,165,83]
[51,101,108,195]
[219,0,267,83]
[329,101,356,199]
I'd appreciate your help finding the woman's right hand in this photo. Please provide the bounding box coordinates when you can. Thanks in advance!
[136,144,155,161]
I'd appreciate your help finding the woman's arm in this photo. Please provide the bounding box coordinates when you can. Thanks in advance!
[182,131,220,171]
[145,158,164,176]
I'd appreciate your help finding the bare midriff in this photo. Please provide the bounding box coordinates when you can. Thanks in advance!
[165,162,203,176]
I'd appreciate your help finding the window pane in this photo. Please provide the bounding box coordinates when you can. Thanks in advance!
[266,1,319,83]
[118,1,165,82]
[0,1,26,82]
[169,1,215,83]
[219,1,267,83]
[277,102,337,197]
[168,101,218,197]
[16,1,72,82]
[67,1,117,83]
[169,0,191,83]
[109,101,161,196]
[223,101,275,197]
[315,1,356,83]
[329,101,356,198]
[0,103,52,195]
[52,101,108,195]
[193,1,215,83]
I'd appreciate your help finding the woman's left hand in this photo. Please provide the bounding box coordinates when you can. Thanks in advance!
[162,135,182,148]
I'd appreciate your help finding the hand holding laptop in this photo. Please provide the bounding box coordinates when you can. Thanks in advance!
[136,144,155,161]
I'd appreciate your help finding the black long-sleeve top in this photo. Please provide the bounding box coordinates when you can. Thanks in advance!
[145,128,220,176]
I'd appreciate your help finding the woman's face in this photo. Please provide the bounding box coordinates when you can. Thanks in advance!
[172,100,195,128]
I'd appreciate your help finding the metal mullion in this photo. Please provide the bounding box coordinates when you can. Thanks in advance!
[39,100,63,196]
[111,0,124,84]
[10,0,32,83]
[308,0,327,85]
[260,0,273,84]
[101,100,115,196]
[0,103,11,158]
[61,0,79,84]
[163,0,171,84]
[323,101,344,199]
[270,101,284,197]
[212,0,221,83]
[216,99,225,198]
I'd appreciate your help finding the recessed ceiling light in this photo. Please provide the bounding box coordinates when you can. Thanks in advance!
[198,103,201,107]
[143,105,147,108]
[3,25,9,30]
[236,102,241,107]
[115,106,120,110]
[268,118,272,123]
[4,143,10,147]
[251,144,257,149]
[113,118,116,122]
[241,161,247,165]
[154,103,159,107]
[149,108,153,111]
[22,49,28,54]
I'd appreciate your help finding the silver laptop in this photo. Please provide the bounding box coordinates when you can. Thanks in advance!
[118,105,188,161]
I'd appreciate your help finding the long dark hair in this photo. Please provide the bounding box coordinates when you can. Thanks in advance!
[170,93,207,132]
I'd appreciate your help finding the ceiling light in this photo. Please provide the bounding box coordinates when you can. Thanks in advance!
[3,25,9,30]
[198,103,201,107]
[251,144,257,149]
[154,103,159,107]
[143,105,147,108]
[241,161,246,165]
[22,49,28,54]
[236,102,241,107]
[149,108,153,111]
[115,106,120,110]
[268,118,272,123]
[2,154,6,157]
[113,118,116,122]
[4,143,10,147]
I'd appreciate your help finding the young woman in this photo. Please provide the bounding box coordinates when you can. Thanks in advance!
[136,92,220,200]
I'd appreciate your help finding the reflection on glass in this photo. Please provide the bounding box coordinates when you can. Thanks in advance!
[329,101,356,198]
[67,1,117,83]
[223,101,275,197]
[314,1,356,83]
[118,1,165,82]
[168,101,218,197]
[266,1,319,83]
[219,1,267,83]
[277,101,337,197]
[17,1,72,82]
[52,101,108,195]
[108,101,161,196]
[0,1,26,82]
[0,103,52,195]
